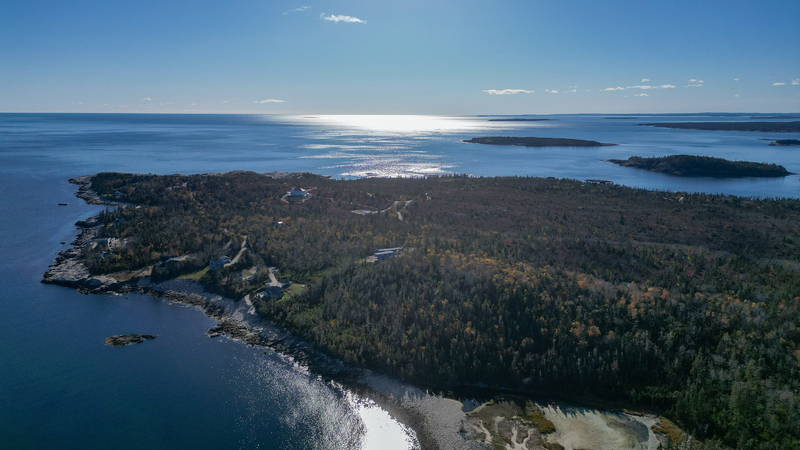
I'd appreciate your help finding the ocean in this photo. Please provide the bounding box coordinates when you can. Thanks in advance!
[1,113,798,449]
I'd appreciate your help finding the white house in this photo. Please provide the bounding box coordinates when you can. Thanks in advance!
[288,187,307,197]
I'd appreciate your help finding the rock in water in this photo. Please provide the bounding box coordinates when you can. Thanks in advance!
[106,334,158,347]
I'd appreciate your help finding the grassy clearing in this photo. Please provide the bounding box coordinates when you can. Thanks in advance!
[178,266,209,280]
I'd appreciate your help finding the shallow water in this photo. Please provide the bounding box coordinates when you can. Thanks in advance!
[1,113,797,449]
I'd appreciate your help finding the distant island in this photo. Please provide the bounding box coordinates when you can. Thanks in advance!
[487,118,551,122]
[464,136,616,147]
[640,121,800,132]
[607,155,791,177]
[769,139,800,146]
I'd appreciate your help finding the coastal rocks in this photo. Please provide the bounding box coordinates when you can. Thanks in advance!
[42,258,121,292]
[69,175,129,207]
[106,334,158,347]
[465,397,556,450]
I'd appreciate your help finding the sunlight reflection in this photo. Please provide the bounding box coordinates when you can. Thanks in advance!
[343,390,419,450]
[302,115,483,133]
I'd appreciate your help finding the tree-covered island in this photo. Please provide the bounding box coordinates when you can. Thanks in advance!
[769,139,800,146]
[45,171,800,449]
[463,137,616,147]
[640,122,800,133]
[607,155,792,178]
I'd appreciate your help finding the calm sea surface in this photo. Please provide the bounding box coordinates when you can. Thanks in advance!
[1,113,798,449]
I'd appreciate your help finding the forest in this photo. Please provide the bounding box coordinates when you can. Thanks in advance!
[463,136,615,147]
[607,155,791,178]
[640,121,800,133]
[80,171,800,449]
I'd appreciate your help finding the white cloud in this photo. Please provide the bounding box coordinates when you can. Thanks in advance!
[792,79,800,85]
[641,78,650,82]
[284,6,311,14]
[142,97,151,101]
[321,13,366,23]
[734,94,740,97]
[627,84,675,90]
[483,89,534,95]
[255,99,286,103]
[773,82,786,86]
[635,93,649,97]
[190,103,197,106]
[734,78,739,81]
[546,89,559,94]
[567,89,577,93]
[685,84,703,87]
[602,87,625,91]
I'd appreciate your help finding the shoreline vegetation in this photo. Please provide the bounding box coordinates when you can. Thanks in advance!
[44,171,800,449]
[639,121,800,132]
[607,155,792,178]
[463,136,616,147]
[768,139,800,146]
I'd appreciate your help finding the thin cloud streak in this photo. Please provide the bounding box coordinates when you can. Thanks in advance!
[255,99,286,103]
[627,85,675,89]
[321,13,366,23]
[483,89,534,95]
[284,6,312,14]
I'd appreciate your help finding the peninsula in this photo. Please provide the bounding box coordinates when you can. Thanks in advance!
[463,136,615,147]
[44,171,800,449]
[639,121,800,132]
[607,155,791,178]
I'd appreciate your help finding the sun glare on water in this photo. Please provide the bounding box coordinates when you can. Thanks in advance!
[302,115,482,133]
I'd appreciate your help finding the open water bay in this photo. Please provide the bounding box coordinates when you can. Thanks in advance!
[1,113,798,449]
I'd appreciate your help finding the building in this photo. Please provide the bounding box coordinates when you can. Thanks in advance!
[373,247,402,260]
[209,256,231,270]
[260,286,284,299]
[288,187,307,197]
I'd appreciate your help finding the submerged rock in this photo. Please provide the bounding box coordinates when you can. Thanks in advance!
[106,334,158,347]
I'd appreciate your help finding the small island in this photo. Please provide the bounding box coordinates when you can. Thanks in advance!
[769,139,800,146]
[607,155,792,178]
[463,136,616,147]
[106,334,158,347]
[639,121,800,132]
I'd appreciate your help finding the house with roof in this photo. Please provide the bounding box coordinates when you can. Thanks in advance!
[209,256,231,270]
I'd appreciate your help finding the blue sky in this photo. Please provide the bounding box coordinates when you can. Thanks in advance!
[1,0,798,114]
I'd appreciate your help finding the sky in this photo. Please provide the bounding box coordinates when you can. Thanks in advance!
[1,0,799,115]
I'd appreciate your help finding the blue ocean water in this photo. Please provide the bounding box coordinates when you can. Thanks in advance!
[0,113,798,449]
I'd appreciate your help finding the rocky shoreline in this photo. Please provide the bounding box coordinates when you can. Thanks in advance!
[43,174,673,450]
[42,174,484,450]
[106,334,158,347]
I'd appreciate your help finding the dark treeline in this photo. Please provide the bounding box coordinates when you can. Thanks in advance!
[83,171,800,449]
[640,121,800,133]
[608,155,791,178]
